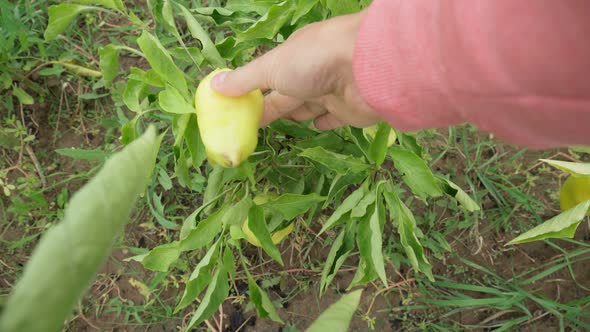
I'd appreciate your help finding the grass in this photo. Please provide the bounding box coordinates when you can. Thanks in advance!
[1,1,589,331]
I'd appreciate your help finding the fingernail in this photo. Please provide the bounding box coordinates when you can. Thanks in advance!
[211,72,227,89]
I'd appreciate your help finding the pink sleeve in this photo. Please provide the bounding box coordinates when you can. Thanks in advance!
[353,0,590,149]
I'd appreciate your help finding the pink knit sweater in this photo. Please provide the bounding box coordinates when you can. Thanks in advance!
[353,0,590,149]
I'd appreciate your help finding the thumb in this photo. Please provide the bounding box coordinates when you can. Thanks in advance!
[210,59,271,96]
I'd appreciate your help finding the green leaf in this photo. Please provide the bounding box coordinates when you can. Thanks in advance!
[326,0,360,16]
[0,127,159,332]
[175,240,220,312]
[12,86,33,105]
[0,128,19,149]
[129,67,165,87]
[262,193,326,220]
[384,191,434,281]
[356,200,387,286]
[129,242,181,272]
[184,114,207,171]
[296,131,347,152]
[324,171,368,208]
[349,257,377,288]
[369,196,387,285]
[319,185,366,235]
[203,166,225,214]
[192,7,255,26]
[98,45,119,88]
[222,197,252,226]
[172,113,191,147]
[389,146,442,199]
[55,148,111,161]
[299,146,371,175]
[120,115,139,144]
[177,4,226,68]
[180,208,224,251]
[71,0,124,11]
[270,119,319,138]
[437,177,480,212]
[292,0,320,24]
[137,30,188,99]
[174,147,191,188]
[158,84,195,114]
[216,36,273,62]
[320,221,356,295]
[148,190,178,229]
[507,200,590,245]
[122,79,147,113]
[247,205,284,265]
[248,276,284,324]
[367,121,391,167]
[44,4,94,41]
[306,289,362,332]
[350,192,375,218]
[571,146,590,154]
[226,0,276,15]
[541,159,590,176]
[223,249,235,280]
[185,263,229,330]
[345,127,370,160]
[397,132,422,156]
[161,0,180,36]
[132,209,224,272]
[237,1,296,42]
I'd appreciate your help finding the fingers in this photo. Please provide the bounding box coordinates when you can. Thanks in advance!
[260,92,304,126]
[286,103,327,123]
[313,113,345,131]
[210,49,280,96]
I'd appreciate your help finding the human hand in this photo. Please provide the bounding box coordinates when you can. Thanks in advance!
[210,10,380,130]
